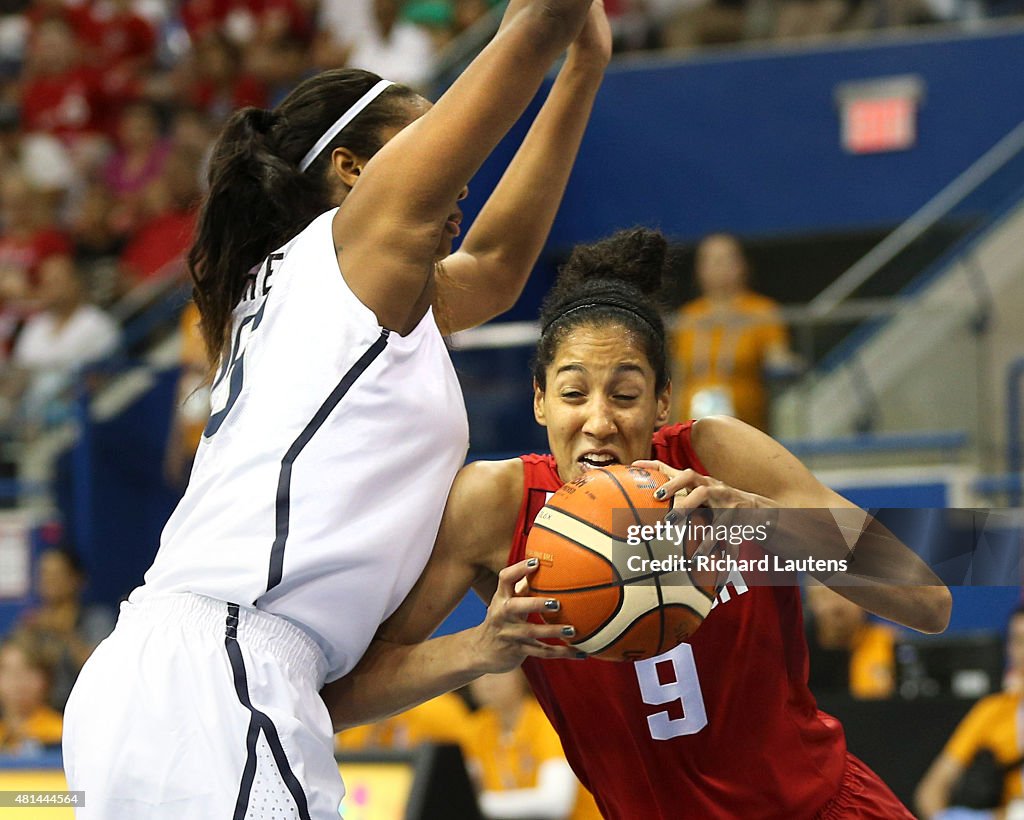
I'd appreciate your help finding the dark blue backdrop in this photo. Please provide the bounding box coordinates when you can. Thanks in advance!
[461,25,1024,319]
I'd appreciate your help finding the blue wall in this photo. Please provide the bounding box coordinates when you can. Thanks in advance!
[462,25,1024,319]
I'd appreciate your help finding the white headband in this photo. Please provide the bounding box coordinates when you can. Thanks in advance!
[298,79,395,173]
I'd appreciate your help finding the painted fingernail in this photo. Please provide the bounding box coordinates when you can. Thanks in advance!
[526,558,539,568]
[654,488,666,500]
[561,626,576,637]
[575,651,588,660]
[665,510,680,526]
[544,599,560,611]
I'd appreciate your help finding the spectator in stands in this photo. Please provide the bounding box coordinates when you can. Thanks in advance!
[19,18,109,157]
[179,31,267,122]
[661,0,753,49]
[358,0,436,91]
[770,0,852,40]
[69,181,125,306]
[314,0,374,68]
[915,605,1024,819]
[8,253,120,424]
[119,144,200,283]
[163,301,209,488]
[24,0,102,54]
[335,692,469,751]
[246,32,313,108]
[181,0,313,48]
[670,232,798,431]
[804,578,897,700]
[13,546,115,712]
[169,105,214,160]
[91,0,158,98]
[464,670,601,820]
[0,632,62,755]
[316,0,436,90]
[104,99,171,236]
[0,171,70,355]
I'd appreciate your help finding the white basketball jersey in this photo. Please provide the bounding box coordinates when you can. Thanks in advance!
[135,209,469,682]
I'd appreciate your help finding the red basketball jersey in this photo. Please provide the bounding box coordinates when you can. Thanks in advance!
[510,422,849,819]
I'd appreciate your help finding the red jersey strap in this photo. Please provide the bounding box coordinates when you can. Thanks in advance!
[507,422,706,567]
[508,454,561,566]
[651,419,709,475]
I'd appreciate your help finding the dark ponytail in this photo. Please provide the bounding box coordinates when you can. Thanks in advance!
[533,227,670,391]
[188,69,420,364]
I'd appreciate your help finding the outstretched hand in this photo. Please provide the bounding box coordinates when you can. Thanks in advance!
[471,559,583,672]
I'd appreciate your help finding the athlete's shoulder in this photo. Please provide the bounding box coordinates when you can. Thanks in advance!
[456,458,524,510]
[738,291,783,316]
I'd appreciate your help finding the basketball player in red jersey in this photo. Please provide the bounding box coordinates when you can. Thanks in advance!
[324,229,951,818]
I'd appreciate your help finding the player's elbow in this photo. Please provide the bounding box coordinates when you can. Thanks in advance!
[913,585,952,635]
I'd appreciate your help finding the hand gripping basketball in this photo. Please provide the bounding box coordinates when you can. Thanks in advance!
[525,464,723,661]
[471,559,583,673]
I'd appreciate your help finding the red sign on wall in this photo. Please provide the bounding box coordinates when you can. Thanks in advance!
[836,76,925,155]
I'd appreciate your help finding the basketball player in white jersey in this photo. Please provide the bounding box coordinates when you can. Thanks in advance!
[61,1,611,816]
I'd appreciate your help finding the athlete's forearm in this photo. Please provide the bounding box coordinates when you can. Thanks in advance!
[321,627,491,732]
[447,58,605,328]
[462,57,604,267]
[765,508,952,633]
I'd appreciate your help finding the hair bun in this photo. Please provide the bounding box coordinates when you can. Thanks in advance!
[559,227,667,296]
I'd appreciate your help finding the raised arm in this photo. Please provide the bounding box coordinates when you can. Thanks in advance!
[434,1,612,335]
[637,415,952,634]
[321,459,578,732]
[334,0,593,333]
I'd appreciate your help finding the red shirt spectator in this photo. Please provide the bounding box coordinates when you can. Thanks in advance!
[92,0,157,96]
[183,32,267,119]
[120,210,197,282]
[25,0,103,51]
[20,19,109,138]
[119,147,201,283]
[0,173,72,295]
[0,230,71,284]
[182,0,312,44]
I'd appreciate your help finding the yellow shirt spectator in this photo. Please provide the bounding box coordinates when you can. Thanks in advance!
[0,705,63,754]
[464,684,601,820]
[672,290,789,430]
[670,233,795,431]
[164,302,212,487]
[336,692,469,751]
[849,622,897,700]
[943,691,1023,803]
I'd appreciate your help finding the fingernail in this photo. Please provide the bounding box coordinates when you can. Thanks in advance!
[544,599,560,611]
[666,510,680,526]
[561,626,576,637]
[654,488,666,500]
[574,651,588,660]
[526,558,539,568]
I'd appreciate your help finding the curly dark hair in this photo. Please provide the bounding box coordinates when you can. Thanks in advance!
[533,227,670,391]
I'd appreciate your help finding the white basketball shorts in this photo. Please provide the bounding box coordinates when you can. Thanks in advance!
[62,592,345,819]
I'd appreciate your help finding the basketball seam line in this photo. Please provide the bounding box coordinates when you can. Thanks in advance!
[601,468,668,656]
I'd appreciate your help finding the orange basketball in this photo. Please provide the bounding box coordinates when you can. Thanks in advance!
[526,464,721,661]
